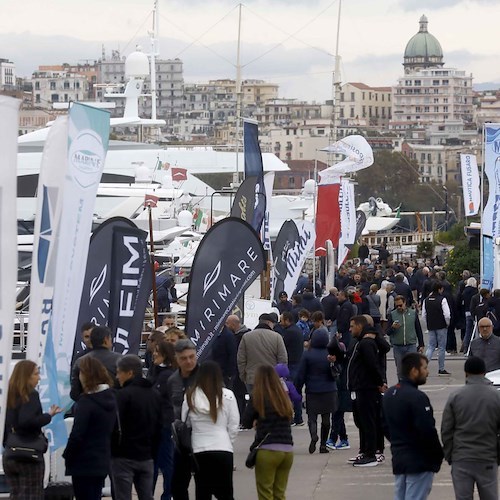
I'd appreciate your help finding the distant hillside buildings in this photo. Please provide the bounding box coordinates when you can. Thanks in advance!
[1,14,500,187]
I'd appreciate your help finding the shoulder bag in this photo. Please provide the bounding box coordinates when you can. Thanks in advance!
[4,429,48,463]
[245,432,270,469]
[172,409,192,456]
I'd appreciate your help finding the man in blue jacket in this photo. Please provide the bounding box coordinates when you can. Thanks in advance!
[382,352,443,500]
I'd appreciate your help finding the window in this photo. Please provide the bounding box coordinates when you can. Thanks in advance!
[340,92,344,101]
[35,94,40,103]
[51,94,59,102]
[50,81,56,90]
[63,81,70,89]
[350,92,355,101]
[350,107,355,118]
[35,82,40,90]
[289,176,296,188]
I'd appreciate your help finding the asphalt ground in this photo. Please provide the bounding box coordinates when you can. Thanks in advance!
[150,349,488,500]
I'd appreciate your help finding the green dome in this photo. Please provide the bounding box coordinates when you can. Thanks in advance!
[403,15,444,71]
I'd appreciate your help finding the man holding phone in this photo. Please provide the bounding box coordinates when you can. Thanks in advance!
[387,296,425,381]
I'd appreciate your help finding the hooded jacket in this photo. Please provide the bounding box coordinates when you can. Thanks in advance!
[295,331,337,394]
[64,387,117,476]
[181,387,240,454]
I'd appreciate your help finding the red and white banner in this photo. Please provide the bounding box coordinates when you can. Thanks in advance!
[0,96,20,446]
[338,180,356,267]
[315,177,341,256]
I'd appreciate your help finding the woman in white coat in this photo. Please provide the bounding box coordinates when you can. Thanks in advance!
[182,361,239,500]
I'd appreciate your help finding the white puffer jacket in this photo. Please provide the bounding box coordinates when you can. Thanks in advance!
[181,387,240,453]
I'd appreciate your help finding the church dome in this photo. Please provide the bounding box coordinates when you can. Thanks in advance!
[403,15,444,72]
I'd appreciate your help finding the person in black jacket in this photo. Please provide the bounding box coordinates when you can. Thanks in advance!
[147,340,176,500]
[166,340,199,500]
[64,357,117,500]
[382,352,443,500]
[70,326,122,401]
[295,330,340,454]
[209,325,237,389]
[346,318,386,467]
[301,289,323,314]
[337,290,355,349]
[225,315,250,420]
[3,360,61,499]
[242,365,294,500]
[111,355,162,500]
[321,288,339,333]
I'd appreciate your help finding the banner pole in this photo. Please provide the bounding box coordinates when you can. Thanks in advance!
[149,205,159,329]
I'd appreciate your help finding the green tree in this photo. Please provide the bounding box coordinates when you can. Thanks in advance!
[444,241,480,287]
[356,151,419,208]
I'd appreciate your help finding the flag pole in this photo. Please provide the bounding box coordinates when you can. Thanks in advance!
[147,201,159,328]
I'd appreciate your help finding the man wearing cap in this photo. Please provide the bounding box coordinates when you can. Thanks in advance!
[237,313,288,392]
[441,356,500,500]
[277,291,293,314]
[469,317,500,372]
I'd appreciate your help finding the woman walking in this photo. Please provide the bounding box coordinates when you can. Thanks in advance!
[63,356,117,500]
[182,361,239,500]
[3,360,61,499]
[242,365,294,500]
[295,330,339,454]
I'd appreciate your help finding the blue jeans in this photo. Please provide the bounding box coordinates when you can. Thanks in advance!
[154,427,174,500]
[394,471,434,500]
[425,328,447,371]
[393,344,417,381]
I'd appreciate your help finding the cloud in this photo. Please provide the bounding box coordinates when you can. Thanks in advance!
[398,0,497,10]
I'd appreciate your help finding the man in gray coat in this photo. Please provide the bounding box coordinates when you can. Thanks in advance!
[441,356,500,500]
[237,312,288,391]
[469,317,500,372]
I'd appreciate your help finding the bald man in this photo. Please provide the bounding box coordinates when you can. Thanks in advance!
[469,317,500,372]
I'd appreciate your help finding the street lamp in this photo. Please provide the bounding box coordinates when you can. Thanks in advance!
[443,185,449,231]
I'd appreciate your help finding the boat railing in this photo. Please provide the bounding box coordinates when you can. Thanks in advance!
[13,313,29,354]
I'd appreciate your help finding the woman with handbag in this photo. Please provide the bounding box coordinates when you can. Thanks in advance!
[63,356,117,499]
[3,360,61,499]
[242,365,294,500]
[182,361,239,500]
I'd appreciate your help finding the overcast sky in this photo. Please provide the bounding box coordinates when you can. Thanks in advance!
[2,0,499,101]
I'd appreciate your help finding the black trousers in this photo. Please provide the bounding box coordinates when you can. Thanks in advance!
[193,451,234,500]
[171,450,192,500]
[353,389,380,457]
[72,476,105,500]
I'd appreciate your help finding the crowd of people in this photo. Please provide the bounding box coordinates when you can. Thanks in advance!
[4,254,500,500]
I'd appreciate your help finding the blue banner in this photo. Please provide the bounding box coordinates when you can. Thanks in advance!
[482,235,494,290]
[243,121,266,232]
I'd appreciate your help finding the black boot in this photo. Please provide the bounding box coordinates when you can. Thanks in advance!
[319,425,330,453]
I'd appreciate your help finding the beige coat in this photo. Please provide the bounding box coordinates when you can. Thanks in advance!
[237,327,288,385]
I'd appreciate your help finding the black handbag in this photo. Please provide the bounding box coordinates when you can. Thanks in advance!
[171,410,192,455]
[44,482,74,500]
[4,429,48,463]
[245,433,270,469]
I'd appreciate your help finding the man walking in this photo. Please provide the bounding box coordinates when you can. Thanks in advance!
[111,355,162,500]
[441,356,500,500]
[346,317,386,467]
[237,313,287,392]
[469,317,500,372]
[423,282,451,375]
[387,296,424,380]
[382,352,443,500]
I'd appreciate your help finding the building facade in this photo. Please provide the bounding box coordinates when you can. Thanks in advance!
[391,16,473,128]
[0,58,16,90]
[32,68,89,108]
